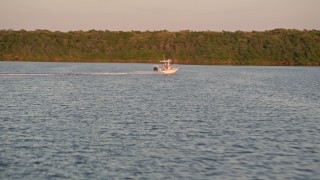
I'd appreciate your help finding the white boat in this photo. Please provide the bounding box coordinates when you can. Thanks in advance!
[153,59,179,74]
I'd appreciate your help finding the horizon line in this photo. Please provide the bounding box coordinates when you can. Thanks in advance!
[1,28,319,33]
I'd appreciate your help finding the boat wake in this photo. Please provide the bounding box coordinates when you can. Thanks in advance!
[0,73,57,76]
[0,71,159,76]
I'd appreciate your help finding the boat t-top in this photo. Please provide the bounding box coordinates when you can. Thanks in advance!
[153,58,179,74]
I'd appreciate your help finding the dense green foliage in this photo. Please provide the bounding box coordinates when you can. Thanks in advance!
[1,29,319,65]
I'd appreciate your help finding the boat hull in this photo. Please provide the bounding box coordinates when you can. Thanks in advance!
[159,68,179,74]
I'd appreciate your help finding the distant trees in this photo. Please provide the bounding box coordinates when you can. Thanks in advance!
[0,29,319,65]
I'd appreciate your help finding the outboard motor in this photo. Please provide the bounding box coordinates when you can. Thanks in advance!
[153,67,158,71]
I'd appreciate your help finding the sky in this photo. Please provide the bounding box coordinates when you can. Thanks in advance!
[1,0,319,32]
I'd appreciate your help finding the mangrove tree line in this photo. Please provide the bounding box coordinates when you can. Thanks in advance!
[0,29,319,65]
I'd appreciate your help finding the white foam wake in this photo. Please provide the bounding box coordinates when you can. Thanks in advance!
[0,71,158,76]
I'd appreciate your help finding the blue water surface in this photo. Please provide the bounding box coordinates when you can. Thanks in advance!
[0,62,319,179]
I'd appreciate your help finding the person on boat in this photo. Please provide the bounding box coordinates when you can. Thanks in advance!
[164,62,169,69]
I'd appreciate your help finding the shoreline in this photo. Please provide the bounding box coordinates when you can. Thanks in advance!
[1,59,319,66]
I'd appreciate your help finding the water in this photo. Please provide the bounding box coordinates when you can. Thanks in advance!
[0,62,319,179]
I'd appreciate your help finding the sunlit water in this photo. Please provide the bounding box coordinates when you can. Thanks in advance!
[0,62,319,179]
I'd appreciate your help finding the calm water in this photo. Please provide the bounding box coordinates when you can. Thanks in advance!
[0,62,319,179]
